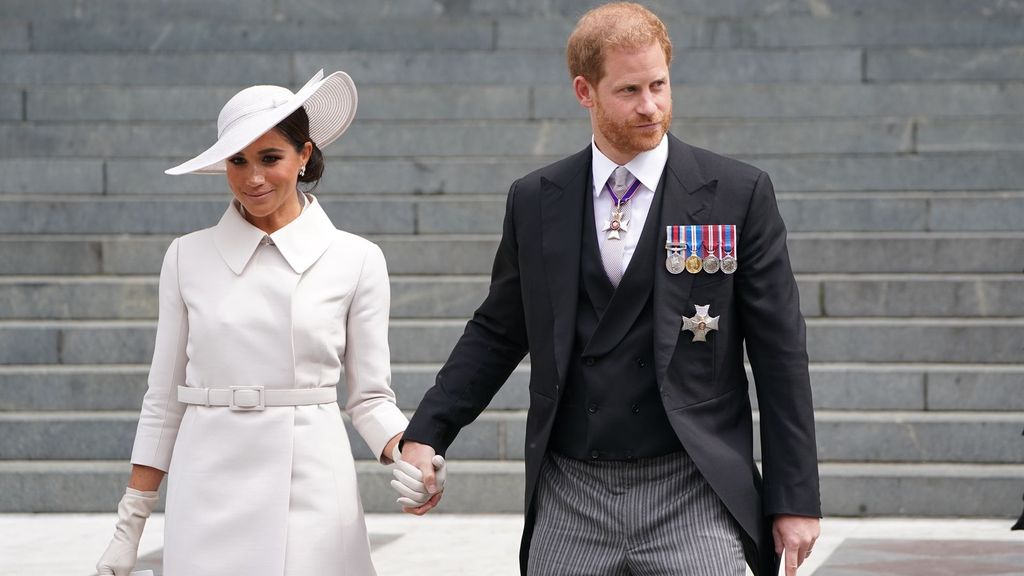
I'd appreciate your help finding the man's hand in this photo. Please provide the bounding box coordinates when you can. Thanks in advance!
[773,514,820,576]
[393,440,444,515]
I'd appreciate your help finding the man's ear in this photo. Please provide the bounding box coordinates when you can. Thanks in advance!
[573,76,595,108]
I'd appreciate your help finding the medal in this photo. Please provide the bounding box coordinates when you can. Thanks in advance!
[721,224,738,274]
[602,175,641,241]
[681,304,720,342]
[603,208,629,240]
[665,226,686,274]
[685,225,703,274]
[702,224,720,274]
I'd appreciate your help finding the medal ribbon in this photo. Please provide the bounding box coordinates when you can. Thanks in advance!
[704,225,716,257]
[724,224,734,255]
[667,224,684,243]
[689,225,700,257]
[605,177,642,207]
[717,224,724,259]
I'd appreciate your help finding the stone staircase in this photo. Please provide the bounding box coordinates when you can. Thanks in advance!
[1,0,1022,516]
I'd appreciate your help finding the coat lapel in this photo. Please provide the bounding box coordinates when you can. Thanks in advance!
[540,147,590,385]
[653,135,719,384]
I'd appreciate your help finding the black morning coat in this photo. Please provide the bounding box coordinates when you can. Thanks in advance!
[403,133,822,576]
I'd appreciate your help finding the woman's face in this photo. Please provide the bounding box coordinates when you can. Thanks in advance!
[225,129,312,231]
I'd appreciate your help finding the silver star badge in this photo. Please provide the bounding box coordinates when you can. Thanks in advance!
[602,211,629,240]
[681,304,719,342]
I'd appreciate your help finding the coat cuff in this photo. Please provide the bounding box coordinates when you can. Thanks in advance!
[352,402,408,463]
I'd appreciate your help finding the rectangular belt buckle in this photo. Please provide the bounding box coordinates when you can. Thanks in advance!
[229,386,265,411]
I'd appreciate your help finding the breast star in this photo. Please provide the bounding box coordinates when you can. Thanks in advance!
[681,304,720,342]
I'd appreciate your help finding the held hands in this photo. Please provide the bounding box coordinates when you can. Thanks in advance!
[773,514,820,576]
[96,487,160,576]
[391,441,446,515]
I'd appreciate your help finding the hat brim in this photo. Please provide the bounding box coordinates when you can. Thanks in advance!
[165,70,357,176]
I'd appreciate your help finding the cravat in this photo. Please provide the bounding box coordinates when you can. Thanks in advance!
[600,166,634,287]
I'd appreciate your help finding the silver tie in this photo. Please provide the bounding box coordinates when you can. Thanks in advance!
[601,166,632,287]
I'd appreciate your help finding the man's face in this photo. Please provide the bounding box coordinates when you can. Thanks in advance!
[579,42,672,165]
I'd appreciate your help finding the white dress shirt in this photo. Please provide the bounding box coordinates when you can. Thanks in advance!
[591,135,669,274]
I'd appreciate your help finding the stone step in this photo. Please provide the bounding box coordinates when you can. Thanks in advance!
[0,459,1020,515]
[29,18,497,52]
[918,118,1024,153]
[2,273,1023,321]
[0,49,864,87]
[1,317,1022,365]
[866,47,1024,82]
[499,15,1024,50]
[3,192,1022,235]
[2,410,1021,465]
[0,232,1020,275]
[5,0,1024,21]
[0,118,952,158]
[5,153,1024,195]
[16,83,1024,123]
[0,0,436,21]
[22,85,532,122]
[463,0,1024,18]
[21,15,1024,53]
[1,361,1021,413]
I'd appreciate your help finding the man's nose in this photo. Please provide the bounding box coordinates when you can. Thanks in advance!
[637,92,658,116]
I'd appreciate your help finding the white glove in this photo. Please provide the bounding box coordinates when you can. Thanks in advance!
[390,445,447,508]
[96,487,159,576]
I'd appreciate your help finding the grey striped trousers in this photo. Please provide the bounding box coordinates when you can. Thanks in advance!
[527,450,746,576]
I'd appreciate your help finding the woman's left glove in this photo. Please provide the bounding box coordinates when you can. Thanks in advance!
[390,445,447,508]
[96,487,159,576]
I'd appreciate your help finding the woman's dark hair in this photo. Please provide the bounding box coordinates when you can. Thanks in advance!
[274,106,325,191]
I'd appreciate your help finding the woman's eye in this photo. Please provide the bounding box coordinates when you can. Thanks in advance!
[229,157,246,166]
[263,156,281,164]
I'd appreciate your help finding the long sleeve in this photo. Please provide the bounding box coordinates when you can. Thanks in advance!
[131,238,189,471]
[736,172,821,518]
[403,182,530,454]
[344,243,408,462]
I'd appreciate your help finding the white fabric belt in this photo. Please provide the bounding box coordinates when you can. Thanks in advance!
[177,385,337,411]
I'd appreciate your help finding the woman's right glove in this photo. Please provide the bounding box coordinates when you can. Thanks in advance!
[390,445,447,508]
[96,487,159,576]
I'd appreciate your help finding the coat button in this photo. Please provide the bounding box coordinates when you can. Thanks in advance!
[588,403,598,414]
[591,450,600,460]
[631,404,640,415]
[584,357,595,366]
[636,358,647,368]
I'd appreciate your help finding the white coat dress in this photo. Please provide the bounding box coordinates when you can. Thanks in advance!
[130,194,407,576]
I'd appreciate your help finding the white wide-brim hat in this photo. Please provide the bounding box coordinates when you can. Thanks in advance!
[165,69,357,175]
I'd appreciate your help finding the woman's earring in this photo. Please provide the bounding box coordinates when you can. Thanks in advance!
[298,165,306,177]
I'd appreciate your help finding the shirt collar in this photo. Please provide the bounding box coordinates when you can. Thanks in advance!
[591,134,669,198]
[213,193,336,275]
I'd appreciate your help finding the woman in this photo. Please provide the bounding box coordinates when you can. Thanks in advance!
[96,70,425,575]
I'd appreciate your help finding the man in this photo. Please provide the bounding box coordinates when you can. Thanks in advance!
[400,3,820,575]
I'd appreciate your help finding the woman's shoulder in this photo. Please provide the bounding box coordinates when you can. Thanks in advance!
[327,228,381,255]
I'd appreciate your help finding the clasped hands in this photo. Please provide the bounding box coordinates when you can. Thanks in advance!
[390,441,446,514]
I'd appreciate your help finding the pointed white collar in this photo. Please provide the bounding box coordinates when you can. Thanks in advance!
[591,134,669,198]
[213,193,336,275]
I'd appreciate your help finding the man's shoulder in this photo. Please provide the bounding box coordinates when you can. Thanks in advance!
[669,135,765,185]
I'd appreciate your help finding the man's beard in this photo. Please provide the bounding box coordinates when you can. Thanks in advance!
[594,99,672,157]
